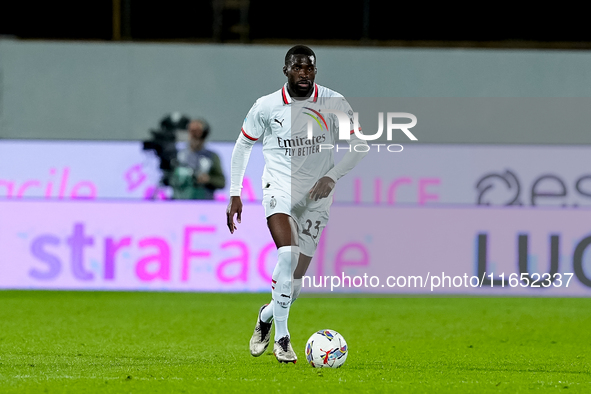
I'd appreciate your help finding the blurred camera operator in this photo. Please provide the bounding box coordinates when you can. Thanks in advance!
[170,118,226,200]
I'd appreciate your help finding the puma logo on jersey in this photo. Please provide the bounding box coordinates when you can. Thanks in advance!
[274,118,284,127]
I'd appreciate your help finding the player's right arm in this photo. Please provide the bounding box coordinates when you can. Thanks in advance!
[226,100,267,233]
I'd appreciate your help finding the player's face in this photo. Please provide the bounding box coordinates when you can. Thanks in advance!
[283,54,317,97]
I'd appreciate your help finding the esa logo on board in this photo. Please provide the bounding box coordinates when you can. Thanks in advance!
[475,169,591,207]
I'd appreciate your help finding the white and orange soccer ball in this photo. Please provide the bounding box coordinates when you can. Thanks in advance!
[305,329,348,368]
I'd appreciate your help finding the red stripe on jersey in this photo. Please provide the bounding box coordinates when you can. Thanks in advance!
[313,84,318,102]
[282,86,289,104]
[350,127,362,135]
[241,128,258,141]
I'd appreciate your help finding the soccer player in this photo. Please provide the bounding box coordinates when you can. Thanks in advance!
[226,45,368,363]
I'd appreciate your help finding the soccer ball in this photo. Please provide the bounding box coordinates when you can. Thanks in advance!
[305,329,348,368]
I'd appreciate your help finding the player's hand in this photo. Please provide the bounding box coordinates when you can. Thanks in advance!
[226,196,243,234]
[309,176,335,201]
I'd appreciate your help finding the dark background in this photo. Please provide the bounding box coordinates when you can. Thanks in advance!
[0,1,587,49]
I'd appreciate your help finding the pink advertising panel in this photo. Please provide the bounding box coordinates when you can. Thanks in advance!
[1,200,590,295]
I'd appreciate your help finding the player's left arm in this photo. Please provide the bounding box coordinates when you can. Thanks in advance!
[309,98,369,201]
[309,135,368,201]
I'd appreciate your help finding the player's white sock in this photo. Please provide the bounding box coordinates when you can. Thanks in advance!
[272,245,299,341]
[262,260,303,322]
[260,303,273,323]
[291,278,302,305]
[262,261,303,322]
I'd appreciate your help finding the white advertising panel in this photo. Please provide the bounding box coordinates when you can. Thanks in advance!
[1,140,590,208]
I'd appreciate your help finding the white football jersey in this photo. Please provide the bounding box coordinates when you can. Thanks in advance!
[241,83,360,197]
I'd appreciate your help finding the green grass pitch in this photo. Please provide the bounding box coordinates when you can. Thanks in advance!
[0,291,589,393]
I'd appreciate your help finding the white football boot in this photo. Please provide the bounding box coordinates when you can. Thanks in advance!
[273,336,297,363]
[249,304,272,357]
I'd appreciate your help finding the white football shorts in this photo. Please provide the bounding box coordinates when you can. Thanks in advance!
[262,187,331,257]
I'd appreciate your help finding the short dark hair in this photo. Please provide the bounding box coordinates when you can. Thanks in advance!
[284,45,316,65]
